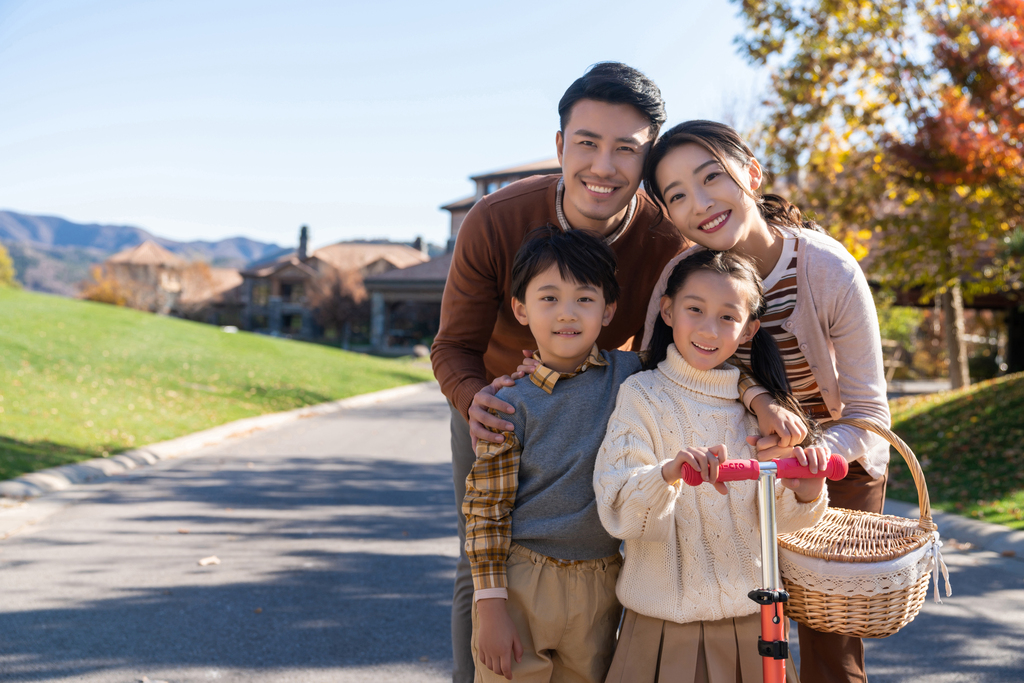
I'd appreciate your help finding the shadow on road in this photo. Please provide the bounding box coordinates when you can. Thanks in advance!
[0,454,458,681]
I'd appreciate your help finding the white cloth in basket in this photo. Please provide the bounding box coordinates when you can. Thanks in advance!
[779,531,951,603]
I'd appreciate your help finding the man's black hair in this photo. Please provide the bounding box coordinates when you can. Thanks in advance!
[558,62,666,137]
[511,225,620,305]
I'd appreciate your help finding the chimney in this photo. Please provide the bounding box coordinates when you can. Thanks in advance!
[298,225,309,260]
[413,236,427,255]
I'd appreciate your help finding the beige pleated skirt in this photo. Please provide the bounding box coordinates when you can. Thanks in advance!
[604,609,799,683]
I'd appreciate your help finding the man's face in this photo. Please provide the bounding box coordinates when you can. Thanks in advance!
[555,99,654,235]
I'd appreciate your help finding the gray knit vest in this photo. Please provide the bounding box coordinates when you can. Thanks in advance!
[494,349,641,561]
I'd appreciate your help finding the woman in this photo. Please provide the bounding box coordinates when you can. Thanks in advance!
[641,119,890,683]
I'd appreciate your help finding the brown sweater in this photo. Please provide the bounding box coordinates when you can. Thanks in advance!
[431,174,686,418]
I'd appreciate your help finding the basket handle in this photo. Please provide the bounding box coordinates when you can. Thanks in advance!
[830,418,936,532]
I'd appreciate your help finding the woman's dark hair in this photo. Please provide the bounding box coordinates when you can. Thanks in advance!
[644,249,819,445]
[510,225,620,304]
[642,120,825,235]
[558,62,666,138]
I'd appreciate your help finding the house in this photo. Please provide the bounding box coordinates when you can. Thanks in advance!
[239,226,430,338]
[364,158,561,351]
[101,240,189,314]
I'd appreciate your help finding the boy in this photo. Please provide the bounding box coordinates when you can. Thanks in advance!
[463,226,641,683]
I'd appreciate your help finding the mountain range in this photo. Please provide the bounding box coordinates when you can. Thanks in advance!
[0,210,288,296]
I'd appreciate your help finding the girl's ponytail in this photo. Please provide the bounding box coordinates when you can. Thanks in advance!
[747,327,821,447]
[644,314,675,371]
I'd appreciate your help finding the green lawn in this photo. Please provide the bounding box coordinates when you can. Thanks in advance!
[887,372,1024,529]
[0,288,434,480]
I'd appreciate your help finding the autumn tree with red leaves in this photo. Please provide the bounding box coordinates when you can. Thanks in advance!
[734,0,1024,385]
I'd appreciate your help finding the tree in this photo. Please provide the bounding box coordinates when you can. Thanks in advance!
[734,0,1024,386]
[0,244,18,288]
[306,268,370,345]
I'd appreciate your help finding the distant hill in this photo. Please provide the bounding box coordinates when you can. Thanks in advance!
[0,210,285,296]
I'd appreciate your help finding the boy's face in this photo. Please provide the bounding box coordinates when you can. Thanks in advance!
[512,263,616,374]
[555,99,654,236]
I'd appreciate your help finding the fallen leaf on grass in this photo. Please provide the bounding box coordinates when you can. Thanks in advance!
[198,555,221,566]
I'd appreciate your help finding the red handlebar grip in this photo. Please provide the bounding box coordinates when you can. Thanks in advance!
[680,454,848,487]
[681,459,760,487]
[775,454,849,481]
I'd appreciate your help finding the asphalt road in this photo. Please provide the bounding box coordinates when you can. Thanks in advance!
[1,382,1022,682]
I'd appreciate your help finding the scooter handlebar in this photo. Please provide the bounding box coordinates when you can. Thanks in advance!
[680,454,848,487]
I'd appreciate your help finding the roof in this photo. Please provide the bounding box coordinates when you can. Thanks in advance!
[178,267,244,304]
[471,158,561,181]
[311,242,429,273]
[240,256,320,279]
[364,252,451,285]
[107,240,187,267]
[440,195,477,212]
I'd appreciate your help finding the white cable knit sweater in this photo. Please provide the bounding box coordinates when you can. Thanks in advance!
[594,344,828,624]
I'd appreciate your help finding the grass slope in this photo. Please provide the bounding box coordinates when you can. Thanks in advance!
[887,372,1024,529]
[0,288,434,480]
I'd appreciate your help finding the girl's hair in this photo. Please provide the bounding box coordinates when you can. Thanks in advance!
[644,250,820,445]
[642,120,826,235]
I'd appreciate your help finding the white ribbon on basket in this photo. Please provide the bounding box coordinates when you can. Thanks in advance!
[930,533,952,604]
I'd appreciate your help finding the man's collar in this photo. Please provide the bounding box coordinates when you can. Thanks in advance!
[555,177,637,245]
[529,345,608,395]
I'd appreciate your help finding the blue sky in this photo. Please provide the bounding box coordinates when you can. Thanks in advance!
[0,0,766,250]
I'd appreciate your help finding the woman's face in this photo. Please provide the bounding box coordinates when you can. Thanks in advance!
[654,142,765,252]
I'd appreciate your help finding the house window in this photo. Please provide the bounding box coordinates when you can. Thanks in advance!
[252,283,269,306]
[486,181,498,194]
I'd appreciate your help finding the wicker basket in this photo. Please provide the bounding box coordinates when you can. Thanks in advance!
[777,418,950,639]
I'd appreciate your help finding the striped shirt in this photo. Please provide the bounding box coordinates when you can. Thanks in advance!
[734,238,831,420]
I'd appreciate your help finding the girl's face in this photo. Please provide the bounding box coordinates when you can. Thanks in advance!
[659,270,760,371]
[654,142,766,252]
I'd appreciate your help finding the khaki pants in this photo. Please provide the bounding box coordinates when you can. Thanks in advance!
[472,544,622,683]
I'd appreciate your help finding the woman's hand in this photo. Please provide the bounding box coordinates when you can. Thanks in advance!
[476,598,523,680]
[750,394,808,448]
[662,444,729,495]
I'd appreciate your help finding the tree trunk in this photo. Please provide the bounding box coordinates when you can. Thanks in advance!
[1006,305,1024,374]
[942,281,970,389]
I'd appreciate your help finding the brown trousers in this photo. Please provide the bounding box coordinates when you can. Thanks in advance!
[797,461,887,683]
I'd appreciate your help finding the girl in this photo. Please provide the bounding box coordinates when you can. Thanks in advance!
[594,249,828,683]
[641,121,891,683]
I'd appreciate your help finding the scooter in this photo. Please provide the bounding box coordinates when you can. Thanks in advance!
[681,454,848,683]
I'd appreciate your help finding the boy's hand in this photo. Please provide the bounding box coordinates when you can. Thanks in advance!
[749,395,808,448]
[778,445,829,503]
[476,598,523,680]
[662,444,729,495]
[469,377,517,447]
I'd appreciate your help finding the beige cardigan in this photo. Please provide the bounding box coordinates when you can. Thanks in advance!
[641,229,891,478]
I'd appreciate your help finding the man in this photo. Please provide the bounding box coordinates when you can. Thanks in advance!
[431,62,685,682]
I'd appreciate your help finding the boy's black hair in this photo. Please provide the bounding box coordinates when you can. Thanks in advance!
[510,225,620,305]
[558,62,666,138]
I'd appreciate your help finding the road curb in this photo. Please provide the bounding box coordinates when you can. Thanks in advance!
[0,381,437,500]
[884,498,1024,560]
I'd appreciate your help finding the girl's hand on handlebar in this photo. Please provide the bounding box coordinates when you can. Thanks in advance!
[779,445,829,503]
[663,445,729,495]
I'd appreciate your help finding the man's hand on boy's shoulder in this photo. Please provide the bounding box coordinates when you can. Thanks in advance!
[469,376,518,447]
[476,598,523,680]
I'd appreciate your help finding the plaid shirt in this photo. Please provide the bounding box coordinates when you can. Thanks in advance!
[463,345,611,598]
